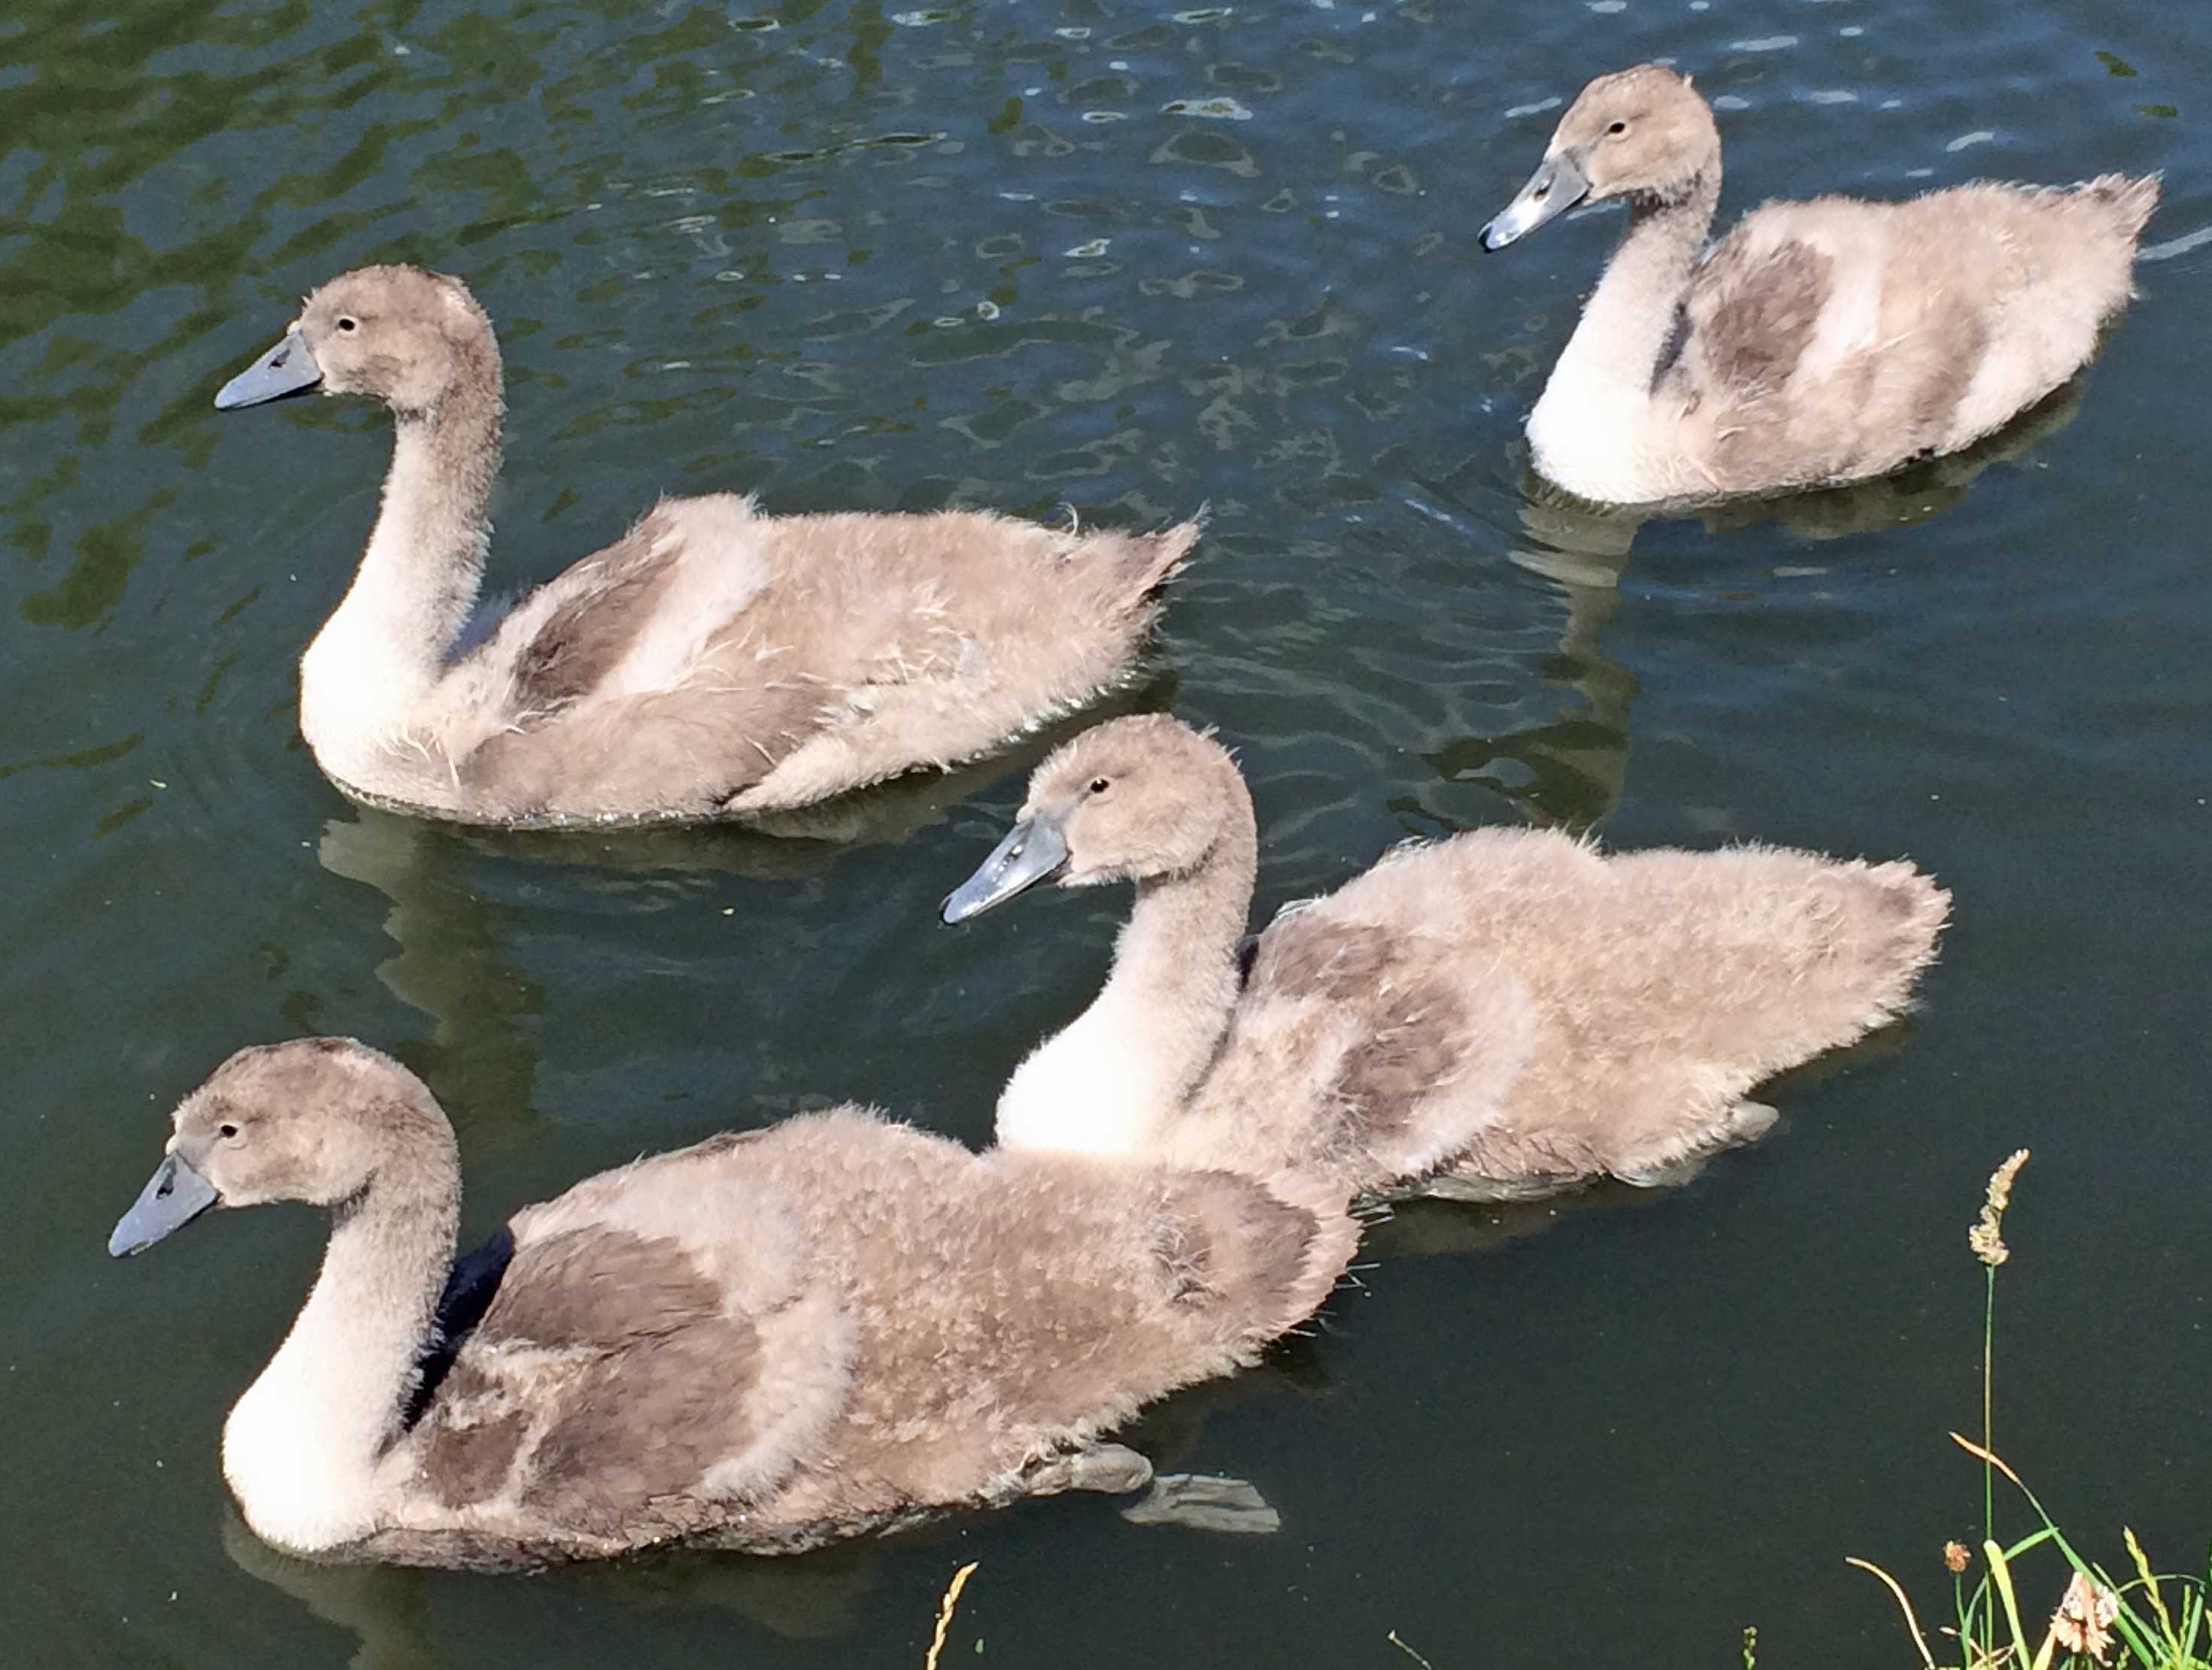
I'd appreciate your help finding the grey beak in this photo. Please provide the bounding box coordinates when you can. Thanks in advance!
[940,811,1070,924]
[1479,150,1592,250]
[109,1151,219,1258]
[214,330,323,410]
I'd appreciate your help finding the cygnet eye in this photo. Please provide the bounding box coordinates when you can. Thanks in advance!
[218,1123,240,1140]
[1088,776,1111,795]
[336,317,359,332]
[1607,120,1628,135]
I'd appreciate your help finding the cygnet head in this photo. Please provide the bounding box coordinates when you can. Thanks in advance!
[940,715,1245,923]
[1480,63,1719,250]
[109,1038,454,1257]
[214,265,499,418]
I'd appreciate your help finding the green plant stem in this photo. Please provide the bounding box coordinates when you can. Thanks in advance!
[1983,1262,1998,1662]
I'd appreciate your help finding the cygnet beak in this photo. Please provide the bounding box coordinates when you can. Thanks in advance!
[214,330,324,410]
[109,1150,219,1258]
[940,810,1072,924]
[1480,150,1591,250]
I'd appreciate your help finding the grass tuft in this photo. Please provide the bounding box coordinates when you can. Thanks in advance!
[1849,1153,2211,1669]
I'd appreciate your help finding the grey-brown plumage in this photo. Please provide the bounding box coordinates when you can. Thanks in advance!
[216,265,1197,826]
[108,1039,1354,1567]
[948,715,1950,1199]
[1480,63,2158,504]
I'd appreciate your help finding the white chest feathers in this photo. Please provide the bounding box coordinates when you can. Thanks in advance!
[299,621,419,776]
[1525,374,1674,505]
[221,1342,387,1553]
[993,993,1180,1157]
[296,563,460,798]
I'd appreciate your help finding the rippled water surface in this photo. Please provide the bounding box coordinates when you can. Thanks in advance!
[3,0,2207,1662]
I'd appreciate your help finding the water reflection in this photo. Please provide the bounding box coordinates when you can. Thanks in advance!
[220,1500,882,1665]
[311,674,1168,1150]
[1690,371,2089,540]
[215,1335,1330,1664]
[314,810,544,1149]
[1396,371,2092,832]
[220,1511,444,1670]
[1388,474,1638,829]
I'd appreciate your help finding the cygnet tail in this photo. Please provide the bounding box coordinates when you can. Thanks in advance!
[1616,847,1951,1076]
[1093,514,1203,602]
[2080,171,2161,245]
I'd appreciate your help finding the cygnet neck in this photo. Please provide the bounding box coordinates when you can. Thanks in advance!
[297,338,505,772]
[223,1123,460,1552]
[1552,163,1722,411]
[994,775,1258,1157]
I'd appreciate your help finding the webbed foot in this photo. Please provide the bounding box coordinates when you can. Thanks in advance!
[1021,1441,1155,1500]
[1119,1473,1282,1535]
[1724,1099,1780,1143]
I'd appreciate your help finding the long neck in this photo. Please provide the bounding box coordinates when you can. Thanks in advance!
[299,361,503,765]
[223,1147,459,1552]
[1111,839,1258,1087]
[995,790,1259,1156]
[1550,168,1720,408]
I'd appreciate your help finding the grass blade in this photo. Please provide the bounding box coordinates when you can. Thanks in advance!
[1983,1539,2044,1670]
[1847,1557,1938,1670]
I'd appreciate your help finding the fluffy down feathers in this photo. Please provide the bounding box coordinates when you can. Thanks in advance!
[229,264,1195,826]
[959,717,1950,1201]
[1171,830,1950,1196]
[1488,64,2156,502]
[117,1041,1352,1568]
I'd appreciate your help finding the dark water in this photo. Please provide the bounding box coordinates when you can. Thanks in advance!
[2,0,2207,1662]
